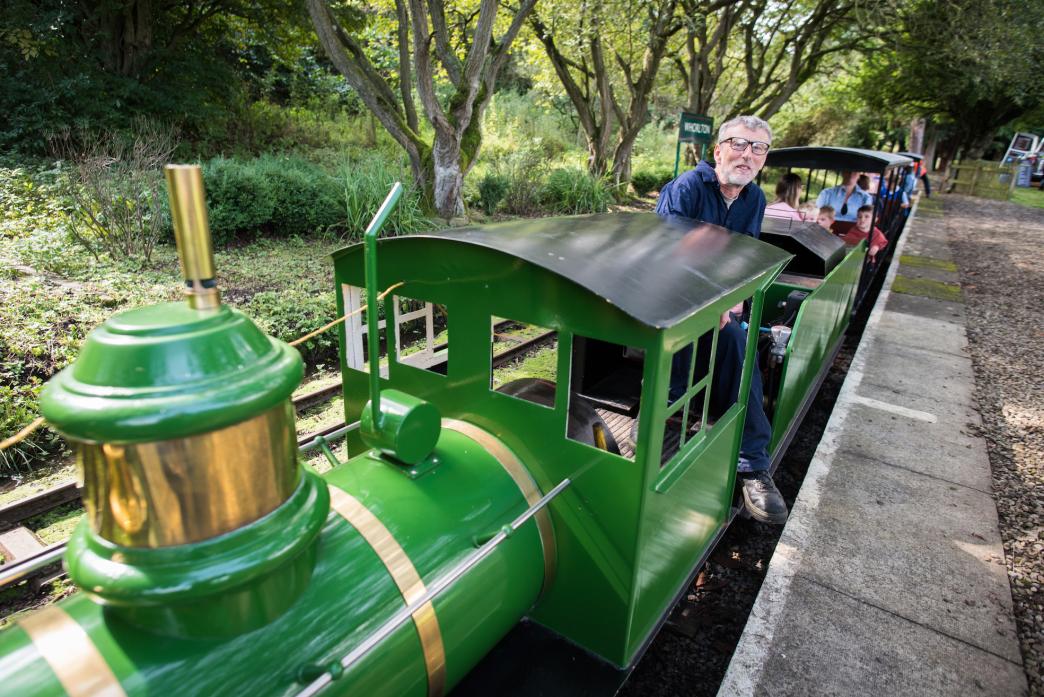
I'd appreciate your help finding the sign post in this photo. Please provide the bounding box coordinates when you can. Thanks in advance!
[674,112,714,178]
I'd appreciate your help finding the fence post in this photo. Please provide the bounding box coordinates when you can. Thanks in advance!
[969,161,982,197]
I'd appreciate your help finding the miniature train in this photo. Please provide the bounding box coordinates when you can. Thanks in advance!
[0,149,913,696]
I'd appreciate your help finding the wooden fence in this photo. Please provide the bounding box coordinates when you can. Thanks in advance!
[947,160,1016,200]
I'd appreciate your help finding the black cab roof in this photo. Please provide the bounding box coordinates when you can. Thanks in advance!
[766,146,913,173]
[334,212,790,330]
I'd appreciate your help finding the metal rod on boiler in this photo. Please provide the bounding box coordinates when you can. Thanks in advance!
[295,477,572,697]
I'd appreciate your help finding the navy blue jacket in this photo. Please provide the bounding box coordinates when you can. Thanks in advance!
[655,161,766,238]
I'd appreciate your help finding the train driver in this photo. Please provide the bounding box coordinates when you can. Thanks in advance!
[654,115,788,526]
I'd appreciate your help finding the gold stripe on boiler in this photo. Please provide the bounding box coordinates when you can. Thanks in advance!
[327,485,446,697]
[441,419,557,590]
[19,606,126,697]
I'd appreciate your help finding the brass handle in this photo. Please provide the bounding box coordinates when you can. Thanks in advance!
[165,164,221,310]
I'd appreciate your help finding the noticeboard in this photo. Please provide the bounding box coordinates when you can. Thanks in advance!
[678,112,714,144]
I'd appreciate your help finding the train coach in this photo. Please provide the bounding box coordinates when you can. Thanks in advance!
[0,147,913,696]
[760,146,915,306]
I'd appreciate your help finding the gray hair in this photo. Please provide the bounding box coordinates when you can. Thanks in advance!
[718,115,772,143]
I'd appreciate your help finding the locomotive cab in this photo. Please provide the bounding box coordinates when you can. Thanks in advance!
[333,213,791,690]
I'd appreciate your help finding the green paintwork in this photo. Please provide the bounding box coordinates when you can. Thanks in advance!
[331,226,789,667]
[0,428,543,696]
[766,243,865,455]
[39,302,303,443]
[2,211,819,694]
[360,389,442,465]
[65,469,329,639]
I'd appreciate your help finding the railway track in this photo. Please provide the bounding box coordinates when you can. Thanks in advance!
[0,326,556,595]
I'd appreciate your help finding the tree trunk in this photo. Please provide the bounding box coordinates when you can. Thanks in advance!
[963,130,995,161]
[611,131,640,186]
[923,121,938,171]
[909,117,926,153]
[432,148,465,219]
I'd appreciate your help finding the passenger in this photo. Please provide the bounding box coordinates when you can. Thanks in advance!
[902,166,918,200]
[816,205,835,232]
[764,173,805,221]
[857,174,871,193]
[815,171,873,222]
[798,201,819,221]
[656,115,788,525]
[837,204,888,261]
[878,180,910,209]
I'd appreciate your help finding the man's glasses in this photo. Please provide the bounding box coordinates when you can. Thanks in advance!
[719,137,771,156]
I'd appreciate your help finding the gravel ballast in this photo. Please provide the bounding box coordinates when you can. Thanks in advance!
[945,194,1044,696]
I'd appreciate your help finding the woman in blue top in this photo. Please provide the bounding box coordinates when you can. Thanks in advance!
[816,171,873,222]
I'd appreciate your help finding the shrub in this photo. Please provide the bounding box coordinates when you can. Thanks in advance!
[497,148,547,216]
[477,172,510,215]
[541,168,612,214]
[52,121,178,267]
[631,168,675,196]
[251,157,344,237]
[201,157,276,245]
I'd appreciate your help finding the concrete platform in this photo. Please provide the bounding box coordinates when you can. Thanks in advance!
[718,208,1028,696]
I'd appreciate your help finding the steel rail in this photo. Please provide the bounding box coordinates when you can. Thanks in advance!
[295,477,571,697]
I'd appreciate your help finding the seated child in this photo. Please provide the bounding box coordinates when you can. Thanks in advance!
[799,201,819,221]
[816,205,835,231]
[836,204,887,261]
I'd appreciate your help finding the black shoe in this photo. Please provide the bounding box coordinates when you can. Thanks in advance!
[739,472,788,525]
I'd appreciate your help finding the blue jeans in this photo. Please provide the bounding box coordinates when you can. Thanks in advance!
[669,320,772,473]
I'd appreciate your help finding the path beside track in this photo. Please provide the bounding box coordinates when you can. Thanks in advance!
[720,197,1032,696]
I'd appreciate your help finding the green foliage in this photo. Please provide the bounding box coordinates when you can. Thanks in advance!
[631,168,674,196]
[335,154,433,238]
[540,168,612,214]
[861,0,1044,157]
[203,158,278,245]
[202,155,357,244]
[246,287,338,367]
[481,92,574,165]
[255,157,345,237]
[476,172,511,215]
[496,148,549,216]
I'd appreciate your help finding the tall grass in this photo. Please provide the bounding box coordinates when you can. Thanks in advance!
[336,153,433,238]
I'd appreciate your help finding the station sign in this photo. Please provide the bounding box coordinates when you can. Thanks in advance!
[678,112,714,144]
[673,112,714,178]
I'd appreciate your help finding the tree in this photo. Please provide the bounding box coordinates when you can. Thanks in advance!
[529,0,681,185]
[674,0,870,123]
[868,0,1043,163]
[307,0,535,219]
[0,0,306,151]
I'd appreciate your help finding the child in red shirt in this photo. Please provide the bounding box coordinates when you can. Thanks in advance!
[837,205,887,261]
